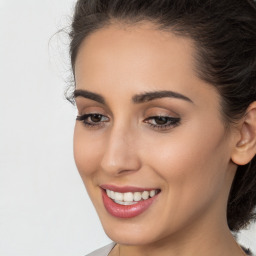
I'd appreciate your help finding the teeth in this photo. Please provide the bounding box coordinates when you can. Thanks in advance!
[115,192,123,201]
[114,200,138,205]
[106,189,159,203]
[134,192,142,202]
[106,189,111,197]
[141,191,149,200]
[150,190,156,197]
[123,192,134,202]
[110,190,115,200]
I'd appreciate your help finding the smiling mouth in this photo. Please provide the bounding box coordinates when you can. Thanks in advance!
[105,189,161,205]
[101,186,161,218]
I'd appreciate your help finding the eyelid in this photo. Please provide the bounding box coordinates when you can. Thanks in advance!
[143,105,180,116]
[143,115,181,131]
[75,99,113,117]
[76,113,109,121]
[76,108,181,131]
[76,113,110,129]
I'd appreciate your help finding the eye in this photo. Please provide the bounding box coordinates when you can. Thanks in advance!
[76,113,109,128]
[144,115,181,131]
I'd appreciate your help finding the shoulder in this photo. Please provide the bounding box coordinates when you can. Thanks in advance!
[85,242,116,256]
[85,242,255,256]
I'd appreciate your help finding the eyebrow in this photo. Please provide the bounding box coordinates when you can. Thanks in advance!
[74,89,193,104]
[132,90,193,104]
[74,89,105,104]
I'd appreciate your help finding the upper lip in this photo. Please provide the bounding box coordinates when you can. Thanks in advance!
[100,184,160,193]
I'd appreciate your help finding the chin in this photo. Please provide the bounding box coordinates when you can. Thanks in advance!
[104,226,159,246]
[98,212,170,246]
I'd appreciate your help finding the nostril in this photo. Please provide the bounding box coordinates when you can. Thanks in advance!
[118,169,138,175]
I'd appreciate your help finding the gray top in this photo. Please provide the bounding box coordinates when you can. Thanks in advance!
[85,242,254,256]
[85,242,116,256]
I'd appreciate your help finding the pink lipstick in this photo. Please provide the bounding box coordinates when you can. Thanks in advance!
[101,185,160,218]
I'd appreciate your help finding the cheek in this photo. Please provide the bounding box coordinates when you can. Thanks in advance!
[143,120,230,210]
[73,123,104,178]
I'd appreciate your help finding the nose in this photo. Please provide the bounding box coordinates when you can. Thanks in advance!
[100,125,141,176]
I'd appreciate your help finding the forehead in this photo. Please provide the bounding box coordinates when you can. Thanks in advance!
[74,21,196,83]
[74,21,218,108]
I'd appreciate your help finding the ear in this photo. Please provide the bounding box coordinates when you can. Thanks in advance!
[231,101,256,165]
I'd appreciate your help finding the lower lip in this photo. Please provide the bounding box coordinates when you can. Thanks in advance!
[102,189,159,218]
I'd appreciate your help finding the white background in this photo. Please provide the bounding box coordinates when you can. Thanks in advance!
[0,1,255,255]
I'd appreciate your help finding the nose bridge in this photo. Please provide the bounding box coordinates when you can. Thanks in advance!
[100,121,140,175]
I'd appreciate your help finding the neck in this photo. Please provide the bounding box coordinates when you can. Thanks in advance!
[115,218,245,256]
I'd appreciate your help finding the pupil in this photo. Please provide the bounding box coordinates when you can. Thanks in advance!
[91,114,101,122]
[155,116,167,125]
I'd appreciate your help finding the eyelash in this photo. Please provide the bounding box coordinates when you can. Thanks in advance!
[76,113,181,131]
[144,116,181,130]
[76,114,109,129]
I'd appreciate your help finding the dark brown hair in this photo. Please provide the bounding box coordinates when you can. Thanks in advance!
[68,0,256,231]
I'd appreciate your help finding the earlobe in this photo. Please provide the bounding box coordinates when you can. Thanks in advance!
[231,102,256,166]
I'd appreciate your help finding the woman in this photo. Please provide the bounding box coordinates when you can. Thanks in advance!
[67,0,256,255]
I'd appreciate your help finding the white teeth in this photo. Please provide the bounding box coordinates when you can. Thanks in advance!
[106,189,159,203]
[115,192,123,201]
[133,192,142,202]
[141,191,149,200]
[114,200,137,205]
[150,190,156,197]
[123,192,134,202]
[110,190,115,200]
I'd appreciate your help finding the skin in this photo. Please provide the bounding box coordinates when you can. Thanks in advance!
[73,22,250,256]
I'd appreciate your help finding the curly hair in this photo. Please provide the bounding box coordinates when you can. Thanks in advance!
[68,0,256,231]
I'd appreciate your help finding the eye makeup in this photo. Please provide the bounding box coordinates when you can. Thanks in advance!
[76,113,110,129]
[76,113,181,131]
[143,115,181,131]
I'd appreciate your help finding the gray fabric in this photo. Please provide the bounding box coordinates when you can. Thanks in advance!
[86,242,254,256]
[86,242,116,256]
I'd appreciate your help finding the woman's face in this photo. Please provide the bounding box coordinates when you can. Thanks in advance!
[74,22,237,245]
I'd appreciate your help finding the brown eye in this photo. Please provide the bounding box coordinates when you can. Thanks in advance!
[144,115,181,131]
[90,114,103,122]
[76,113,109,128]
[154,116,169,125]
